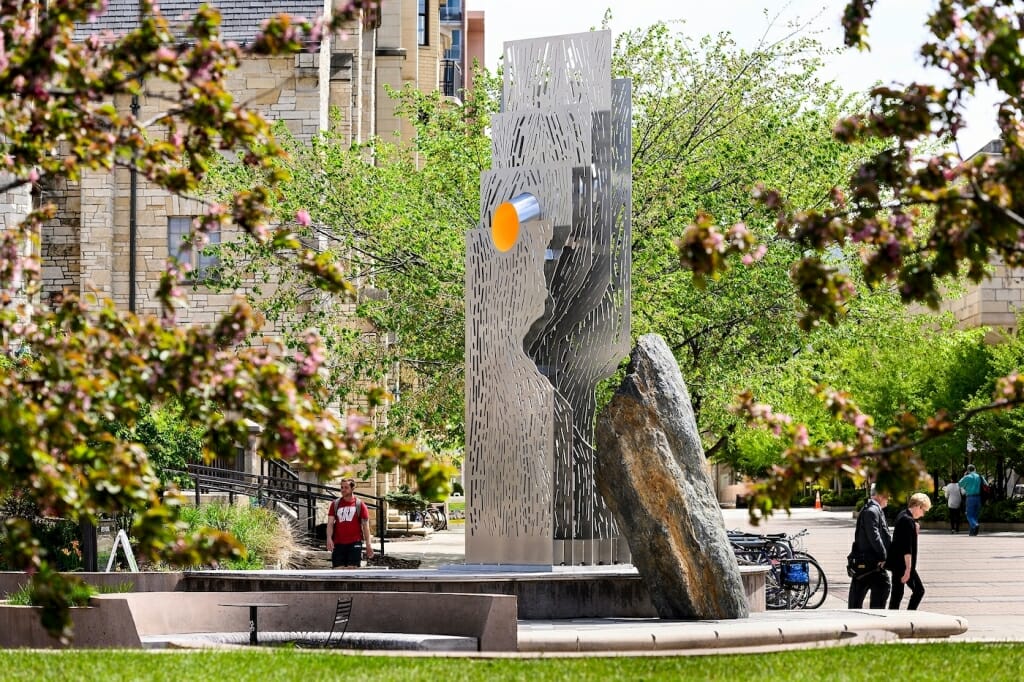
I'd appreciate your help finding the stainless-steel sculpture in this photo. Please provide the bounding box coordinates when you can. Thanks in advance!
[465,30,632,565]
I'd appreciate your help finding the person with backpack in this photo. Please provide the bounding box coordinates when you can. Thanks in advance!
[848,484,892,609]
[326,478,374,568]
[959,464,986,536]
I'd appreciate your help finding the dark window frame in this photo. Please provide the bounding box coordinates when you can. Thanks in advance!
[418,0,429,46]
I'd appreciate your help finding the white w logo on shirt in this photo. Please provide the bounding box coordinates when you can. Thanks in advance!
[335,502,359,523]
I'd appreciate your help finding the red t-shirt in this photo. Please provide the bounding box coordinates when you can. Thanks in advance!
[329,497,368,544]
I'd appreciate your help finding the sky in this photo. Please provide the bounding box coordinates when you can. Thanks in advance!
[468,0,1000,155]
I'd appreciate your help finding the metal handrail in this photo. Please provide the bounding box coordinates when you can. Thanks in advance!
[264,457,300,483]
[173,464,387,555]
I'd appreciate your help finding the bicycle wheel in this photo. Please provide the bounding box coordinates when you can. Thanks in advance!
[793,552,828,609]
[765,565,809,609]
[429,507,447,531]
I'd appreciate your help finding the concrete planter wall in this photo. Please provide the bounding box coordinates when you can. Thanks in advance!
[0,600,141,649]
[0,571,182,596]
[919,520,1024,532]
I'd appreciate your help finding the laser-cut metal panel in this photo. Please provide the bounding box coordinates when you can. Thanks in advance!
[490,108,593,170]
[466,30,631,566]
[464,220,560,565]
[502,31,612,111]
[527,79,632,558]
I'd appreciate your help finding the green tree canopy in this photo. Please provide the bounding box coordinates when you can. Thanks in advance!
[675,0,1024,515]
[204,74,499,453]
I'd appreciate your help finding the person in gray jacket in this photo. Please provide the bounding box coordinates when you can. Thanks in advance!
[848,485,892,609]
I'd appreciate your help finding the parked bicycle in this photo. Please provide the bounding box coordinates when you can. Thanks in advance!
[728,528,828,610]
[421,504,447,531]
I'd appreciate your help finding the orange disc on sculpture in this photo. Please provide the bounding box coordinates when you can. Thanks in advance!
[492,202,520,252]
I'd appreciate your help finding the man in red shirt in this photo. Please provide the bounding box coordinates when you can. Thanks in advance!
[326,478,374,568]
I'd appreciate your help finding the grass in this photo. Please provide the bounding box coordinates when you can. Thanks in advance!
[0,643,1021,681]
[3,580,135,606]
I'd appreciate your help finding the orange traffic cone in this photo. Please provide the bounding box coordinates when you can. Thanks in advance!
[814,490,822,510]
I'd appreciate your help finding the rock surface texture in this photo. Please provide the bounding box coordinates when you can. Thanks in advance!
[595,334,749,619]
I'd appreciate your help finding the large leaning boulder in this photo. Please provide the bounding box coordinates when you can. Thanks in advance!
[595,334,748,619]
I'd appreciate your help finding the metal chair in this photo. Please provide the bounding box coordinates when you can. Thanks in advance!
[322,597,353,648]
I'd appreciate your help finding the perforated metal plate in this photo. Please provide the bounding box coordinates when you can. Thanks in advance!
[465,30,631,566]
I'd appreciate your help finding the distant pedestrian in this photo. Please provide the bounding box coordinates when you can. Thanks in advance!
[959,465,986,536]
[886,492,932,610]
[943,479,963,534]
[848,485,892,609]
[326,478,374,567]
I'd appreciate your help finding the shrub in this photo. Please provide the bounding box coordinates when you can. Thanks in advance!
[0,492,83,572]
[178,503,297,569]
[385,485,428,513]
[791,487,866,508]
[981,499,1024,523]
[923,500,948,522]
[822,488,867,507]
[924,497,1024,523]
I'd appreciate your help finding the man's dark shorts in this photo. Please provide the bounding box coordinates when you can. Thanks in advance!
[332,542,363,568]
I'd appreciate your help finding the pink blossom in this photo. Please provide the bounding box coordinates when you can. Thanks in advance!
[346,414,369,440]
[742,244,768,266]
[704,231,724,253]
[277,426,299,458]
[295,209,311,227]
[155,46,176,63]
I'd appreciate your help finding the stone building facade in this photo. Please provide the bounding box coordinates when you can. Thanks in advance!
[35,1,485,507]
[52,0,479,316]
[935,141,1024,341]
[938,260,1024,341]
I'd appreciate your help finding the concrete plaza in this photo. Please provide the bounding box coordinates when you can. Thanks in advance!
[386,507,1024,647]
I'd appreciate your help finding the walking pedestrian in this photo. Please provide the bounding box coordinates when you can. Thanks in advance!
[848,484,892,609]
[959,464,986,536]
[326,478,375,567]
[886,492,932,610]
[943,479,963,534]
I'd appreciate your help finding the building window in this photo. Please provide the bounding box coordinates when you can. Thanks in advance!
[418,0,429,46]
[168,216,220,281]
[440,0,462,22]
[445,28,462,61]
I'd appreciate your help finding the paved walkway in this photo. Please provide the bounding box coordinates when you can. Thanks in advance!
[381,508,1024,649]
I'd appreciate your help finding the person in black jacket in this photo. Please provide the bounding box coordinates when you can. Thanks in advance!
[848,485,892,609]
[886,492,933,610]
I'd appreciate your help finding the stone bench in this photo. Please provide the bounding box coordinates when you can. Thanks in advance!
[105,590,516,651]
[0,590,517,650]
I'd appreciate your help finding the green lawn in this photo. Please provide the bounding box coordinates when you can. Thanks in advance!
[1,643,1022,681]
